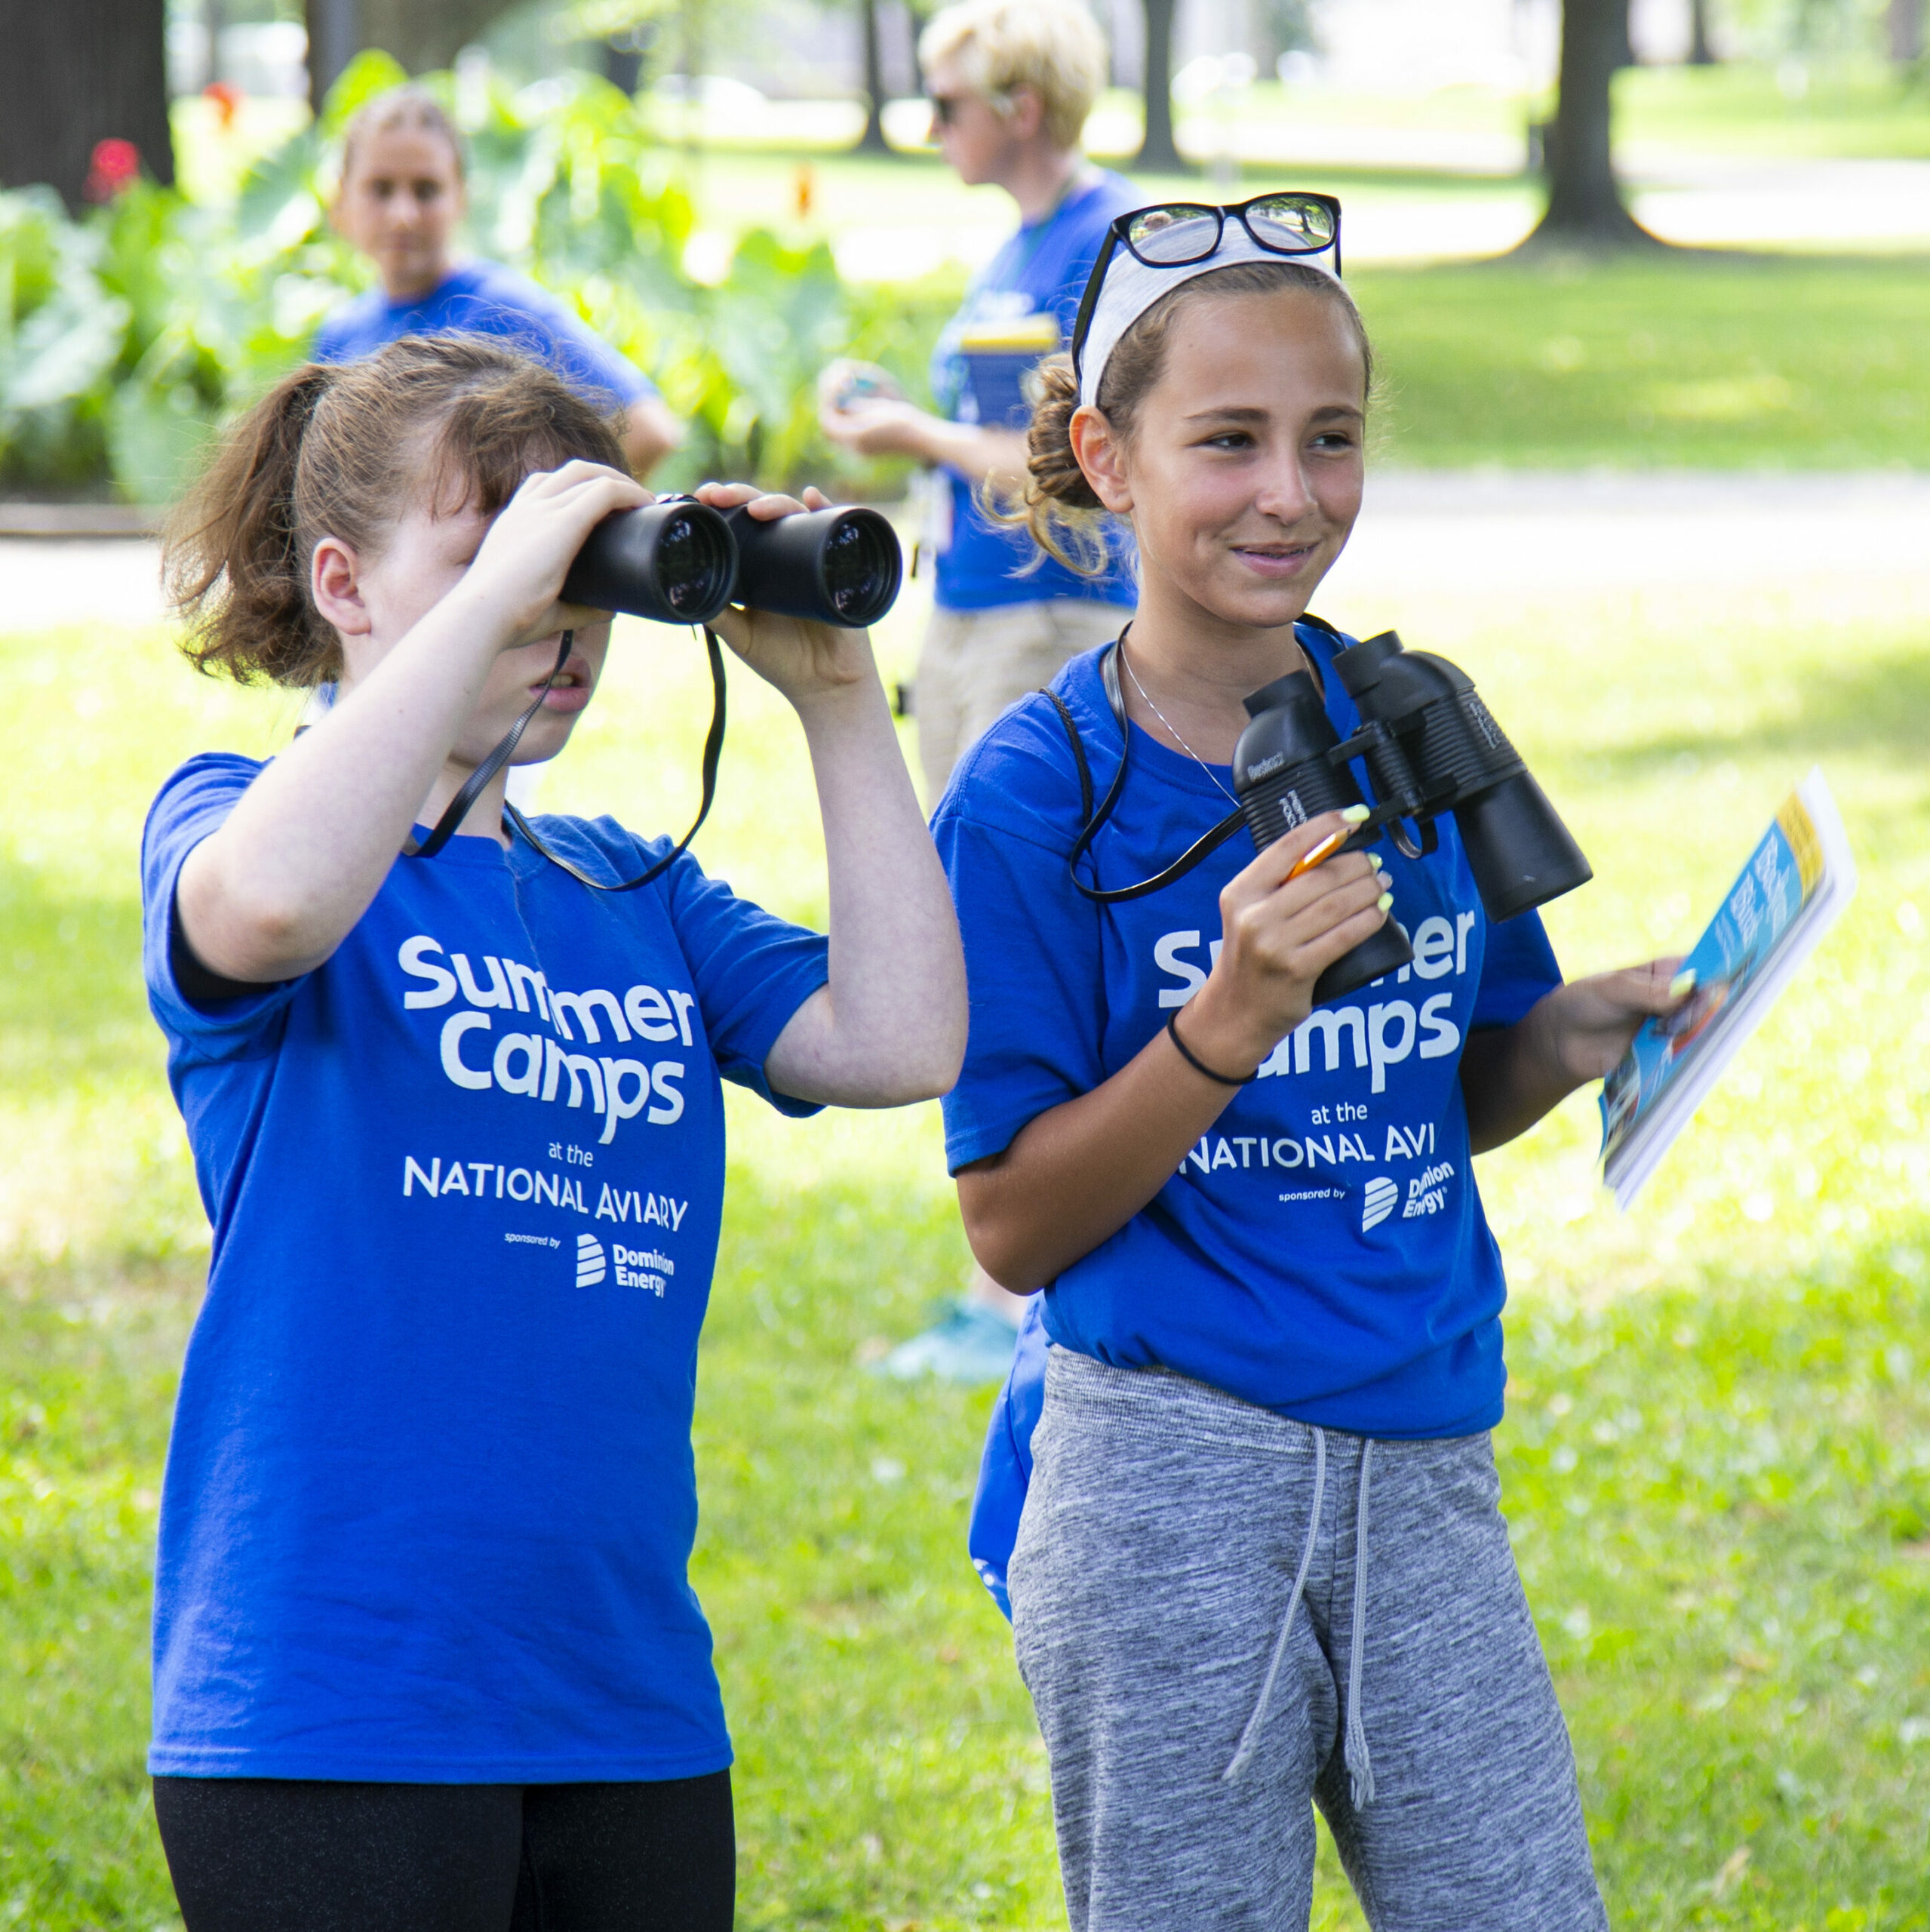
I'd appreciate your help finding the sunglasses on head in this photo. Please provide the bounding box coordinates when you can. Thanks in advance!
[1070,192,1344,383]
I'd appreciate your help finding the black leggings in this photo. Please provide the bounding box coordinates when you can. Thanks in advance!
[152,1772,733,1932]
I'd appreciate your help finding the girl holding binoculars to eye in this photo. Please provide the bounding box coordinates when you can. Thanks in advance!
[939,202,1690,1930]
[140,334,964,1930]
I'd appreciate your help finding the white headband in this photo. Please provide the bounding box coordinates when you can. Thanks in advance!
[1076,220,1341,410]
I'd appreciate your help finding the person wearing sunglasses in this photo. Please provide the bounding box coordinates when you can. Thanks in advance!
[939,196,1683,1929]
[819,0,1143,1383]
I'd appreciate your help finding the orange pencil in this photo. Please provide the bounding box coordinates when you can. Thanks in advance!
[1284,826,1350,883]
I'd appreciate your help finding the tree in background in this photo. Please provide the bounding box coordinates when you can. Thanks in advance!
[0,0,174,210]
[1688,0,1718,63]
[1523,0,1655,250]
[306,0,527,104]
[1134,0,1182,172]
[1889,0,1925,63]
[858,0,893,152]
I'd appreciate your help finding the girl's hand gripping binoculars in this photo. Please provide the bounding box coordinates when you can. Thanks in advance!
[1233,632,1592,1004]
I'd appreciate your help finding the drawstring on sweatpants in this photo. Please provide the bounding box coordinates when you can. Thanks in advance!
[1343,1440,1375,1807]
[1222,1427,1325,1783]
[1221,1429,1377,1810]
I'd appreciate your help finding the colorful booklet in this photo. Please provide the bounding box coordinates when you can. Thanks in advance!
[1600,768,1856,1209]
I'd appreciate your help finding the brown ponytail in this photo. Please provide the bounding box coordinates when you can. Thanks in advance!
[1003,260,1375,575]
[164,335,626,688]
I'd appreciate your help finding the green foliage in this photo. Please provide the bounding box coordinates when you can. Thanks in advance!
[0,52,951,506]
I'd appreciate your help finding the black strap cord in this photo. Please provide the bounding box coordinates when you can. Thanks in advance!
[404,626,730,895]
[509,626,728,894]
[404,630,576,860]
[1043,638,1244,905]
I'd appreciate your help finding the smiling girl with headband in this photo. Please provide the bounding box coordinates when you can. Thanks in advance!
[140,334,964,1930]
[935,195,1687,1929]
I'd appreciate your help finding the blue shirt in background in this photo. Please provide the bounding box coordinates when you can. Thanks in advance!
[935,625,1563,1441]
[140,755,826,1780]
[312,258,659,408]
[927,172,1139,614]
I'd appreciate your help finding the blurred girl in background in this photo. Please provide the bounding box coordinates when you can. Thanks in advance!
[317,85,682,479]
[142,334,963,1930]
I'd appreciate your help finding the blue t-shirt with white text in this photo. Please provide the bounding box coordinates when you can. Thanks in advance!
[312,258,658,408]
[140,755,827,1780]
[936,628,1562,1438]
[927,173,1138,613]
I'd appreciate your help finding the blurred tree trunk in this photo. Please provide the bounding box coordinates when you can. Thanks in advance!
[1889,0,1925,63]
[0,0,174,209]
[1523,0,1655,250]
[857,0,892,154]
[306,0,524,107]
[1687,0,1718,64]
[1134,0,1182,172]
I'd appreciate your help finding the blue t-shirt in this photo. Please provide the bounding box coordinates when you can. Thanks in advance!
[312,258,658,408]
[928,173,1139,614]
[140,755,828,1781]
[935,626,1563,1439]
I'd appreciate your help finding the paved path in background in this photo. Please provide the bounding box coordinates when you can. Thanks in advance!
[5,472,1927,634]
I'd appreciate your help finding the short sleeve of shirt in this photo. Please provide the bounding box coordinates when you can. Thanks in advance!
[653,845,830,1116]
[935,717,1105,1172]
[141,755,300,1062]
[308,263,659,408]
[309,306,355,364]
[1470,907,1563,1029]
[469,269,655,408]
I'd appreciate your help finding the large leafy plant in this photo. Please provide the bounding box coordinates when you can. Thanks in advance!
[0,51,959,505]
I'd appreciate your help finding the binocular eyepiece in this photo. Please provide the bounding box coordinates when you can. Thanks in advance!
[1233,670,1416,1002]
[560,495,905,631]
[1232,632,1593,1003]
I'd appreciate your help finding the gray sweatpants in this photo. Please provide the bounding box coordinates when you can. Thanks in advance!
[1009,1347,1607,1932]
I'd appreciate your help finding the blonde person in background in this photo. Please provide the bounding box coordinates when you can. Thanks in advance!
[819,0,1139,1383]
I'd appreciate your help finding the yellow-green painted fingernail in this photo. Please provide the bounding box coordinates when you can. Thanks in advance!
[1669,968,1698,999]
[1341,804,1371,823]
[1377,891,1394,912]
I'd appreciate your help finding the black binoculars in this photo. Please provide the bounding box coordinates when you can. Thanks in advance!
[560,494,905,630]
[1232,631,1592,1003]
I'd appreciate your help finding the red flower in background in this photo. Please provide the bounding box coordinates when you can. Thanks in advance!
[84,138,141,202]
[203,81,245,129]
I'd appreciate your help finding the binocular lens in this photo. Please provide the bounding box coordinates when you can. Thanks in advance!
[561,500,738,627]
[657,513,730,617]
[726,503,903,629]
[822,517,890,622]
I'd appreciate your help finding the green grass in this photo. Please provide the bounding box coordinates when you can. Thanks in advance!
[2,507,1928,1926]
[1352,254,1930,469]
[1615,61,1930,162]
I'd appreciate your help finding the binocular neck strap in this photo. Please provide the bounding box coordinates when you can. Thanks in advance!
[404,631,574,862]
[508,626,729,896]
[1046,638,1245,906]
[403,626,730,897]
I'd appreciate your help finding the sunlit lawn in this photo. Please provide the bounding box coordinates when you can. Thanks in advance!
[0,488,1926,1926]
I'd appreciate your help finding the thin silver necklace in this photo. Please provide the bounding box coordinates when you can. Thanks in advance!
[1119,640,1237,806]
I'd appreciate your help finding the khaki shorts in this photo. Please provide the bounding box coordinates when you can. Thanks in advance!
[916,598,1129,807]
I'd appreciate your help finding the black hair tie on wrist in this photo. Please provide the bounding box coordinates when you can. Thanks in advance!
[1166,1010,1254,1087]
